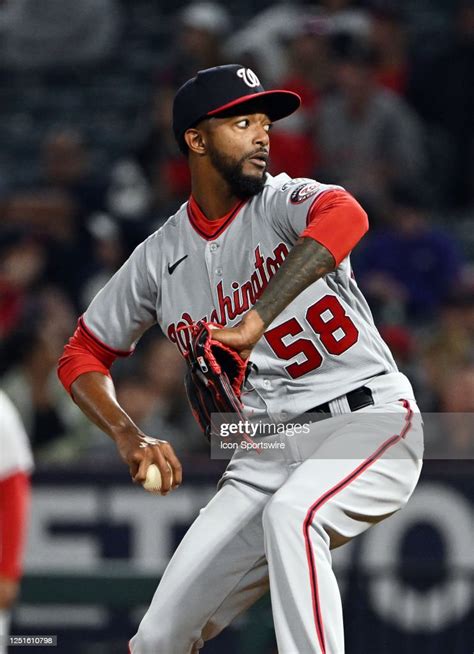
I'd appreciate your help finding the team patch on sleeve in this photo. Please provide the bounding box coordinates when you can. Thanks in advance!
[290,182,321,204]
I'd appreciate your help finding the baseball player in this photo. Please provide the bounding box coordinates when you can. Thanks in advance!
[58,65,423,653]
[0,390,34,654]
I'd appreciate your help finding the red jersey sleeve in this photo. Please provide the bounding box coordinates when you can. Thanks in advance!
[301,189,368,265]
[0,471,31,580]
[57,317,132,395]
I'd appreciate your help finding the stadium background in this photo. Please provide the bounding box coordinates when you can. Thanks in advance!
[0,0,472,652]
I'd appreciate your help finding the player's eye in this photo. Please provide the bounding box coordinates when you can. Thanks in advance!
[236,119,250,128]
[264,123,272,132]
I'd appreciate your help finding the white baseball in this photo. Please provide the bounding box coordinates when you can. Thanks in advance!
[143,463,173,493]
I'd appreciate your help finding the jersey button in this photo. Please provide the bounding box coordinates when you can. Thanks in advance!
[263,379,271,389]
[215,267,223,275]
[210,243,219,252]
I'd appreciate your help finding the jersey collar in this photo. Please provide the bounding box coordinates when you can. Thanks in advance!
[187,195,247,241]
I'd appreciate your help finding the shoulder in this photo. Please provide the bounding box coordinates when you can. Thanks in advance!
[143,201,189,249]
[265,173,343,204]
[264,172,323,195]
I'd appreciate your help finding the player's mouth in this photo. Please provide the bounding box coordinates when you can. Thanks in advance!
[246,151,269,170]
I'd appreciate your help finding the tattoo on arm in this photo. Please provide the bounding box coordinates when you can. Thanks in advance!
[255,238,335,327]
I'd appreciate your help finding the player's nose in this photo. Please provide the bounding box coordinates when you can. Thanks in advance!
[253,125,270,147]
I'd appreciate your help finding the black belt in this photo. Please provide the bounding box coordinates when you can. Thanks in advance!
[305,385,374,416]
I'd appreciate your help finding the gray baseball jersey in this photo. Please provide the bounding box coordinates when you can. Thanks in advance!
[81,171,423,654]
[84,172,409,421]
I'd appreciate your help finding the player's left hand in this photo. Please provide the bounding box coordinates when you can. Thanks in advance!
[211,310,265,360]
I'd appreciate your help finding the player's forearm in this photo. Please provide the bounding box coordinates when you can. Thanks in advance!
[71,373,182,492]
[71,372,141,442]
[254,237,335,327]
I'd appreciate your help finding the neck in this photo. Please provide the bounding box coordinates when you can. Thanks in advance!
[189,158,240,220]
[191,179,240,220]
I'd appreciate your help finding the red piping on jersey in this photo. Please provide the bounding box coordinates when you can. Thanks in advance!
[187,195,247,240]
[303,400,414,653]
[57,317,132,395]
[302,189,368,266]
[0,471,31,580]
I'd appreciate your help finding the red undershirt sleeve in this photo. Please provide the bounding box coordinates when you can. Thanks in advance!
[0,471,31,580]
[57,317,132,395]
[300,189,369,265]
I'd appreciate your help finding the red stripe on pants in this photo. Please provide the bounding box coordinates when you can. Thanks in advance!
[303,400,413,653]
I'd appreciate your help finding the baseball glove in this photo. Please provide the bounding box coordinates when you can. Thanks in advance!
[183,321,248,440]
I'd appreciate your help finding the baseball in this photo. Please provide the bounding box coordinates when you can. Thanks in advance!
[143,463,173,493]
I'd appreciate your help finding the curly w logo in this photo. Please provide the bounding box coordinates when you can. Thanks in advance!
[237,68,260,88]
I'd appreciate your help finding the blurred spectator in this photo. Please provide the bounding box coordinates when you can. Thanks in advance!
[408,0,474,208]
[226,3,302,85]
[129,87,190,219]
[41,129,107,222]
[438,363,474,454]
[226,0,370,86]
[353,184,464,324]
[2,191,93,308]
[0,390,33,654]
[80,213,125,310]
[159,1,231,89]
[379,323,419,381]
[323,0,371,40]
[269,13,330,177]
[367,1,409,95]
[0,228,47,340]
[0,0,121,70]
[0,287,87,454]
[106,160,152,223]
[3,191,76,243]
[421,291,474,410]
[316,37,426,206]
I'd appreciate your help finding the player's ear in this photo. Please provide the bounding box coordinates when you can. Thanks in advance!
[184,128,207,156]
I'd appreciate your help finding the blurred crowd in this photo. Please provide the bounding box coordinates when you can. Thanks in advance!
[0,0,473,464]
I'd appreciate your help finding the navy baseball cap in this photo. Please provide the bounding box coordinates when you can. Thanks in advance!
[173,64,301,152]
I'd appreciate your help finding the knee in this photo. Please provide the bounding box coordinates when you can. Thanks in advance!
[130,625,158,654]
[131,624,166,654]
[262,493,303,535]
[262,495,284,532]
[262,493,329,544]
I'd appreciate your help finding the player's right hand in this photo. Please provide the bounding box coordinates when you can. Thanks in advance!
[114,431,182,495]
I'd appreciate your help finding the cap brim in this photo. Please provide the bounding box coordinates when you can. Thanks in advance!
[206,90,301,122]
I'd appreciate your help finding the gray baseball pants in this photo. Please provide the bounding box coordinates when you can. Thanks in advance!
[130,394,423,654]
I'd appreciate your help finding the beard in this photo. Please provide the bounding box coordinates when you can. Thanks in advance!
[207,144,267,199]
